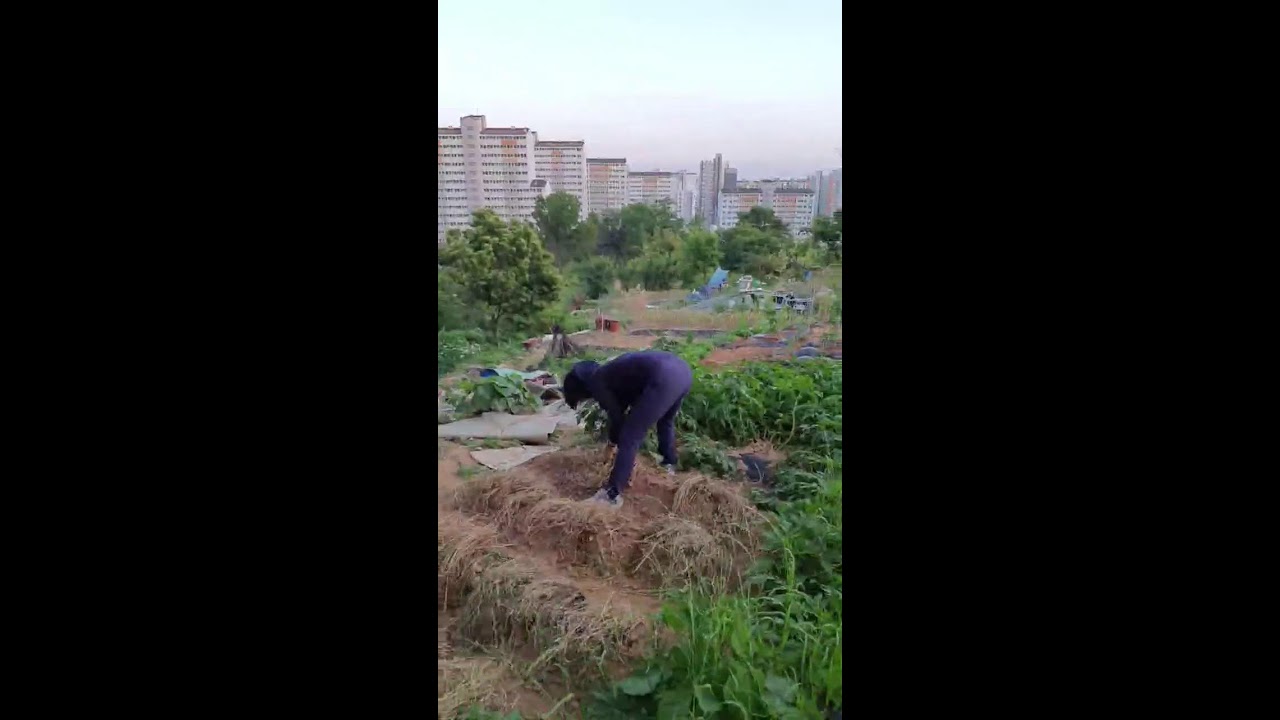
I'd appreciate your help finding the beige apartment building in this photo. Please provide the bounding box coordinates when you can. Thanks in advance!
[587,158,628,215]
[770,188,818,232]
[534,140,588,218]
[437,115,583,244]
[626,170,686,212]
[718,186,816,234]
[717,188,764,228]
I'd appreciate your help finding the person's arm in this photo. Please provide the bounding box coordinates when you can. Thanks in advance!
[589,372,626,444]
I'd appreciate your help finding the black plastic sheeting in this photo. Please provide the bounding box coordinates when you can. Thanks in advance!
[628,328,721,337]
[738,453,772,483]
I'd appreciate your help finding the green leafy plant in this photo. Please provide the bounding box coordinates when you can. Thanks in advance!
[453,375,540,416]
[651,336,715,365]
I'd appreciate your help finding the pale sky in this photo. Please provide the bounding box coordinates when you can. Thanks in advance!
[438,0,842,179]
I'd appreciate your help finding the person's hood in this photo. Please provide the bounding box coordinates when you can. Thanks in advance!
[563,361,600,409]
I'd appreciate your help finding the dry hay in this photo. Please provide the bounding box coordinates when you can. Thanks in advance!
[439,512,507,608]
[528,447,679,515]
[457,451,761,578]
[632,514,748,588]
[438,655,513,719]
[459,472,557,529]
[672,473,765,546]
[520,497,634,572]
[458,455,648,573]
[457,559,648,681]
[524,447,611,497]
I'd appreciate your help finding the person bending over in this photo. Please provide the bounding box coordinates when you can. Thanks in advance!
[562,351,694,508]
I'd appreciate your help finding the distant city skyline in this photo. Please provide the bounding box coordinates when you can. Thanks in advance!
[438,0,842,179]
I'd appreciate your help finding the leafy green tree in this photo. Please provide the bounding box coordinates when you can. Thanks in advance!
[438,272,481,331]
[572,213,600,263]
[438,209,561,338]
[620,252,680,291]
[812,215,842,262]
[595,211,628,259]
[646,228,682,256]
[532,192,588,264]
[739,206,788,234]
[678,229,721,288]
[614,228,685,291]
[613,203,679,260]
[720,225,784,276]
[576,256,615,299]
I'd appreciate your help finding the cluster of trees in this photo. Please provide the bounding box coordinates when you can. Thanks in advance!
[438,193,842,336]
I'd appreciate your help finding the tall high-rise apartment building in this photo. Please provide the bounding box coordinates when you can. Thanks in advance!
[437,115,583,243]
[677,171,696,222]
[812,169,843,217]
[534,140,587,219]
[697,154,725,226]
[587,158,628,215]
[723,167,738,191]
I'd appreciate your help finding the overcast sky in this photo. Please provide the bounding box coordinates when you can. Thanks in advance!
[438,0,842,179]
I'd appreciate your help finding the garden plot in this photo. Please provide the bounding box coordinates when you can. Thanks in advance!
[437,444,766,718]
[438,283,843,718]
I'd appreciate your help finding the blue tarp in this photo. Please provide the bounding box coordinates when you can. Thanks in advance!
[707,267,729,289]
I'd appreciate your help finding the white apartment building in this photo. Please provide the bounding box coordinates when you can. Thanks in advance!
[770,188,817,232]
[587,158,628,215]
[437,115,542,243]
[627,170,687,213]
[718,187,816,234]
[717,188,764,228]
[677,171,696,222]
[534,140,588,219]
[437,115,578,243]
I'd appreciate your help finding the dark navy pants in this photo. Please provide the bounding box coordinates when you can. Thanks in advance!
[607,358,693,496]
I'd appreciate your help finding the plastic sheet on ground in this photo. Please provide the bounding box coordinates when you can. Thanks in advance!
[437,401,581,442]
[437,412,561,444]
[470,445,560,470]
[479,368,553,381]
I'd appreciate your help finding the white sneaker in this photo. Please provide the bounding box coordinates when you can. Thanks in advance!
[661,463,676,476]
[586,488,623,509]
